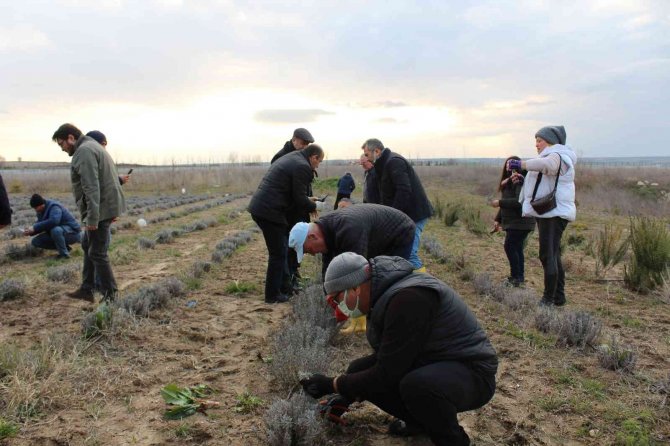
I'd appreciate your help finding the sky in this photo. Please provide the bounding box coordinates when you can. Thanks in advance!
[0,0,668,164]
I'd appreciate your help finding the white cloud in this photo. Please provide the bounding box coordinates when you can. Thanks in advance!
[623,14,655,30]
[0,24,51,52]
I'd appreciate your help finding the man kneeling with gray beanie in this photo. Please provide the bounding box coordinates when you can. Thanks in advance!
[300,252,498,446]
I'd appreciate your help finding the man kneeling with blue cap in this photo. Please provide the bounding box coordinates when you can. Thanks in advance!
[300,252,498,446]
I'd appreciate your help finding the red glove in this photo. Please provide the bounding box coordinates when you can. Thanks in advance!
[318,394,351,425]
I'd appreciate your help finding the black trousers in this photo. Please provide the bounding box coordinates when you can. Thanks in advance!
[334,193,351,210]
[81,219,117,300]
[503,229,531,282]
[252,215,289,301]
[537,217,568,304]
[347,354,495,446]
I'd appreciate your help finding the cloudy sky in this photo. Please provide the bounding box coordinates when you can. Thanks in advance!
[1,0,668,164]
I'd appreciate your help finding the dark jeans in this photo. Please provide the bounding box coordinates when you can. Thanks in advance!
[81,219,117,300]
[252,215,289,301]
[31,226,81,256]
[537,217,568,304]
[503,229,531,282]
[347,354,496,446]
[334,193,351,209]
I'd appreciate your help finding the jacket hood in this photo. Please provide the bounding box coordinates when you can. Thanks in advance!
[368,256,415,306]
[542,144,577,166]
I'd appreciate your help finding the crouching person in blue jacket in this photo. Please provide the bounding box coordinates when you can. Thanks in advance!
[24,194,81,259]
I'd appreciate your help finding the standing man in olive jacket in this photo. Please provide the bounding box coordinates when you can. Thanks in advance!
[248,144,325,304]
[0,173,11,229]
[362,139,433,270]
[52,123,126,302]
[300,253,497,446]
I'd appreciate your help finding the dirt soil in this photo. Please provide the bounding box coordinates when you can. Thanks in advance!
[1,191,669,446]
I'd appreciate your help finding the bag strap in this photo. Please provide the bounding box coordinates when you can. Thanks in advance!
[531,154,563,201]
[531,173,543,201]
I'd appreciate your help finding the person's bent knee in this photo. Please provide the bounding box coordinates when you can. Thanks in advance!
[49,226,64,237]
[399,369,433,405]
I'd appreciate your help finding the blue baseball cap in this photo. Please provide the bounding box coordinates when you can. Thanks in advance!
[288,222,310,263]
[86,130,107,145]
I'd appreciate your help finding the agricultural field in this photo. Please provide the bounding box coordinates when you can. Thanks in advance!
[0,163,669,445]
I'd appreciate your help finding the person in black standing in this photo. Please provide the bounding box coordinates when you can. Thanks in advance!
[359,154,380,204]
[0,173,11,229]
[270,128,314,163]
[334,172,355,209]
[269,128,316,294]
[362,138,433,270]
[248,144,325,304]
[489,156,535,287]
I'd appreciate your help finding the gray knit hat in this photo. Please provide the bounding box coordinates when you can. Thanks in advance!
[535,125,566,145]
[324,252,370,294]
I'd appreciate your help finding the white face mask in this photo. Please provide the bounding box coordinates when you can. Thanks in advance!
[337,289,364,319]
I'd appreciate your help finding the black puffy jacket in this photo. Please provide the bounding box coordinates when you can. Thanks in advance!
[248,150,316,225]
[270,140,295,164]
[495,181,536,231]
[366,256,498,373]
[373,149,433,222]
[316,204,415,278]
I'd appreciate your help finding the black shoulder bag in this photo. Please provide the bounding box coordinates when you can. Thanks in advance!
[530,155,562,215]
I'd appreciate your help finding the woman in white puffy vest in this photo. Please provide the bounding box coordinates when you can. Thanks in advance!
[506,125,577,306]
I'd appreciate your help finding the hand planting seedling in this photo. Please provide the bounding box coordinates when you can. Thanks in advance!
[160,384,219,420]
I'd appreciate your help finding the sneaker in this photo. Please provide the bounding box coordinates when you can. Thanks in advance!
[388,419,425,437]
[265,294,290,304]
[55,254,70,260]
[65,288,95,302]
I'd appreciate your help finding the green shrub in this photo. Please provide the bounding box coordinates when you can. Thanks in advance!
[615,418,651,445]
[0,418,19,439]
[443,203,462,226]
[234,391,264,414]
[433,195,444,219]
[81,303,114,338]
[597,335,637,373]
[0,279,26,301]
[225,280,256,294]
[461,206,488,236]
[590,223,629,277]
[566,232,586,246]
[624,217,670,293]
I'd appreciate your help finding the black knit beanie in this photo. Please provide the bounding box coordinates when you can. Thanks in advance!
[30,194,45,208]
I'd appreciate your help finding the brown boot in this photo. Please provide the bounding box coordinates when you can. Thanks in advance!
[65,288,94,302]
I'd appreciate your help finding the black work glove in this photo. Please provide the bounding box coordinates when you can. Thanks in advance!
[318,394,351,425]
[299,373,335,398]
